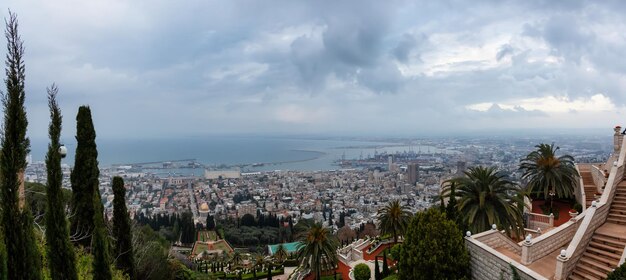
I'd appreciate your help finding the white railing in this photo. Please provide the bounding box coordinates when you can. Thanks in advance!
[466,233,549,280]
[591,164,608,193]
[527,212,554,231]
[574,164,586,212]
[555,134,626,279]
[521,214,584,265]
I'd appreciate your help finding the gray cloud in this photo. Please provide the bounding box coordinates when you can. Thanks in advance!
[2,0,626,140]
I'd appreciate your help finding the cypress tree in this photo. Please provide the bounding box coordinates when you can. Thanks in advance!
[0,230,5,280]
[1,11,41,279]
[445,182,458,221]
[92,190,112,280]
[382,250,389,277]
[70,106,100,247]
[45,85,78,280]
[112,176,134,278]
[374,258,381,280]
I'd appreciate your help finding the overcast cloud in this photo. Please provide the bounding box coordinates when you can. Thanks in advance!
[3,0,626,139]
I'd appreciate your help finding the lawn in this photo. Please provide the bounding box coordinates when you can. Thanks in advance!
[197,230,219,242]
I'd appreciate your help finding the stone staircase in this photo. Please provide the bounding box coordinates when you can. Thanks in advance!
[579,168,597,208]
[569,182,626,280]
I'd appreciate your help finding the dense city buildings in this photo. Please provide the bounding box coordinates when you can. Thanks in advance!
[23,134,611,231]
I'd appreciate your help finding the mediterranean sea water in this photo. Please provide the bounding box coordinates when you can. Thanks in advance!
[29,136,454,173]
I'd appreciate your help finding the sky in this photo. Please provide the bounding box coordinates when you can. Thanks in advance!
[3,0,626,140]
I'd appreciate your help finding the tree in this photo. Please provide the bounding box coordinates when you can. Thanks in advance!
[382,250,389,277]
[112,176,134,278]
[337,225,356,243]
[445,182,458,221]
[70,106,101,247]
[253,254,266,279]
[376,200,411,243]
[1,11,41,279]
[45,85,78,280]
[297,222,338,280]
[273,244,288,263]
[206,215,215,230]
[519,143,579,200]
[92,190,112,280]
[353,263,371,280]
[358,223,378,239]
[374,258,381,280]
[398,208,469,280]
[231,251,243,267]
[241,213,256,227]
[179,212,195,244]
[442,166,525,238]
[607,262,626,280]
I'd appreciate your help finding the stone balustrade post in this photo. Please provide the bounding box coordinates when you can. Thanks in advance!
[615,126,623,153]
[521,242,531,265]
[549,213,554,227]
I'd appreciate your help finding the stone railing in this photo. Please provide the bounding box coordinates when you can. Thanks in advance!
[574,164,586,211]
[474,230,522,255]
[466,233,548,280]
[591,164,607,193]
[521,214,584,265]
[366,238,396,254]
[526,212,554,231]
[555,134,626,280]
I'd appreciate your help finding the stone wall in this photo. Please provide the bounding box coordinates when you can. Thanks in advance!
[475,230,521,255]
[466,237,547,280]
[591,164,607,193]
[521,216,582,264]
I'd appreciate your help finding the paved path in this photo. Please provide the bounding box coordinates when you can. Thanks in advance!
[275,266,296,280]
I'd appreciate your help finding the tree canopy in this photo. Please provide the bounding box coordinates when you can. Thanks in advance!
[442,166,525,237]
[519,143,579,199]
[398,208,469,280]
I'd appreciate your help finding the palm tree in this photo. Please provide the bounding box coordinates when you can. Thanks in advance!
[376,200,412,243]
[519,143,579,200]
[232,251,243,267]
[273,244,288,264]
[297,222,339,280]
[442,166,525,238]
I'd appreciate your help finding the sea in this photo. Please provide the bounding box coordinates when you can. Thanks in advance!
[28,136,454,175]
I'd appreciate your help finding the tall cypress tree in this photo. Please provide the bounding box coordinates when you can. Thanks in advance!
[92,190,112,280]
[0,11,41,279]
[45,86,78,280]
[112,176,134,278]
[70,106,100,247]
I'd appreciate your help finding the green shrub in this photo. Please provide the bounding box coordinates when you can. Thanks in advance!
[573,203,582,213]
[389,244,401,261]
[354,263,371,280]
[607,262,626,280]
[283,259,299,267]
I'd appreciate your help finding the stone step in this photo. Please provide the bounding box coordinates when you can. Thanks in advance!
[573,262,608,279]
[606,217,626,225]
[583,252,619,268]
[569,271,595,280]
[586,247,622,261]
[610,209,626,216]
[589,241,623,253]
[578,255,615,274]
[596,232,626,243]
[592,235,626,247]
[608,212,626,220]
[611,203,626,209]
